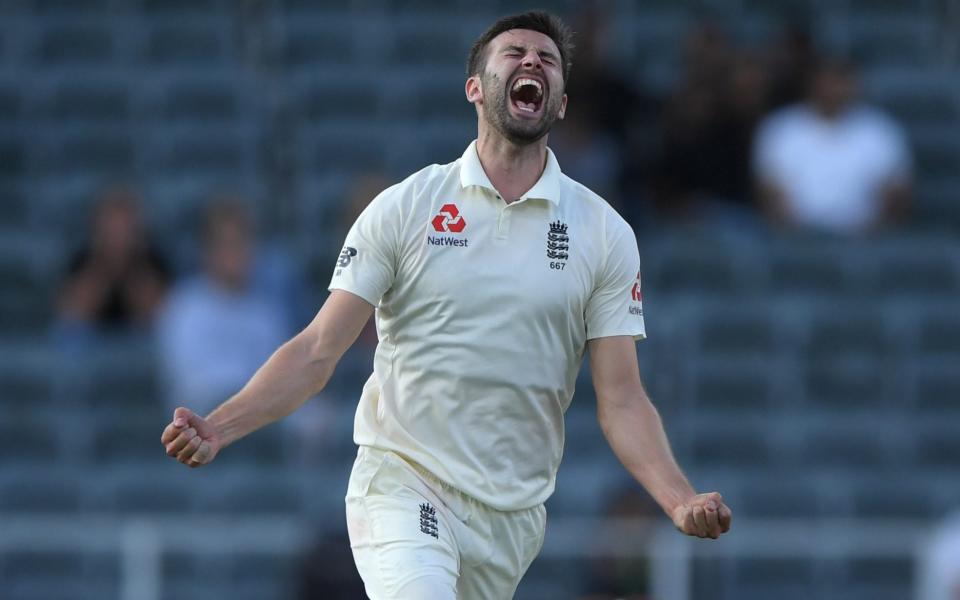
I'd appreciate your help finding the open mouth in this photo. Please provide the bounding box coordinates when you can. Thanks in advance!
[509,77,544,115]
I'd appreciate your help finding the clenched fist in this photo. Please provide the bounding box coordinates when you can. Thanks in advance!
[672,492,732,539]
[160,407,221,468]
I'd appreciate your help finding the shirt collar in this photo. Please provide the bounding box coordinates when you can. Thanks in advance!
[458,140,562,205]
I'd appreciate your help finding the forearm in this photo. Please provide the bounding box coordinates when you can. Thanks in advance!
[205,331,335,447]
[598,390,695,516]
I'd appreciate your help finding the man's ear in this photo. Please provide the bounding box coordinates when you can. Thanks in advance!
[557,93,568,120]
[465,75,483,106]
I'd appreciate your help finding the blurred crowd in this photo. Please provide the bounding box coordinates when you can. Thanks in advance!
[46,11,927,599]
[553,11,912,238]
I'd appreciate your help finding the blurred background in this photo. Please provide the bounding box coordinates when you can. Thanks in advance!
[1,0,959,598]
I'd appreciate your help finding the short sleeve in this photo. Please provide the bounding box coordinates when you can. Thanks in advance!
[585,217,646,341]
[328,186,402,307]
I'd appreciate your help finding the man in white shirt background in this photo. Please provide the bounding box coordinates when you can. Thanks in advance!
[753,57,912,235]
[161,11,732,599]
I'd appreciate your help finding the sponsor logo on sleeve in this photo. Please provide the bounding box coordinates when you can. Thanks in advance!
[629,270,643,316]
[334,246,357,276]
[427,203,469,247]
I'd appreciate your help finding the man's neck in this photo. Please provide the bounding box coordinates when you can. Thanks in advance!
[475,125,548,204]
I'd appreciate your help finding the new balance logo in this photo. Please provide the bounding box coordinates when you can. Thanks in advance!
[337,246,357,268]
[431,204,466,233]
[419,503,438,539]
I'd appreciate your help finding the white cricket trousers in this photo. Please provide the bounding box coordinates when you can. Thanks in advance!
[345,446,547,599]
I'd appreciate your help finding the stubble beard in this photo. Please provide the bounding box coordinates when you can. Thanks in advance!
[481,70,562,146]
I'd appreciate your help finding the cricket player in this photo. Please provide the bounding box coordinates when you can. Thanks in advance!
[161,11,732,599]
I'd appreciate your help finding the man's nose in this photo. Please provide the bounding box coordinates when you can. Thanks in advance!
[522,51,542,69]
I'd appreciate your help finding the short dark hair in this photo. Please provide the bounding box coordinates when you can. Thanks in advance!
[466,11,574,84]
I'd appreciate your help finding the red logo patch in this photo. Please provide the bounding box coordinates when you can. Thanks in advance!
[631,270,643,302]
[431,204,466,233]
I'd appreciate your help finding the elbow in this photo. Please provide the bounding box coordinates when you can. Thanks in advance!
[300,333,339,393]
[596,386,657,429]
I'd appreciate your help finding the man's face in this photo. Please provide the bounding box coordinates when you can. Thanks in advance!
[206,219,252,291]
[811,66,858,118]
[468,29,567,144]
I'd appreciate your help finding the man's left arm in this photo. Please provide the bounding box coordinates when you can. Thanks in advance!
[588,335,732,539]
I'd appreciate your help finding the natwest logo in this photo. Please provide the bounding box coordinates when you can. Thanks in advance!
[631,270,643,302]
[431,204,466,233]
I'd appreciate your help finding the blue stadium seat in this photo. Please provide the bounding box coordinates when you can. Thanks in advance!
[155,130,247,176]
[806,313,889,360]
[102,465,228,513]
[914,364,960,415]
[696,309,778,359]
[691,429,772,468]
[297,78,382,122]
[865,254,959,298]
[878,87,959,129]
[159,80,240,122]
[651,245,745,296]
[31,0,111,13]
[302,126,388,174]
[915,430,960,468]
[139,0,223,15]
[0,470,81,512]
[692,361,775,413]
[198,470,302,513]
[79,355,160,410]
[47,133,135,174]
[913,133,960,179]
[853,483,935,518]
[390,28,468,67]
[1,552,85,590]
[801,428,889,469]
[768,250,850,296]
[90,417,164,464]
[398,76,474,120]
[804,361,885,410]
[210,426,289,467]
[0,135,24,177]
[45,81,130,123]
[847,21,933,67]
[281,26,356,68]
[0,420,59,462]
[918,314,960,358]
[0,364,52,408]
[145,25,227,66]
[732,558,814,590]
[0,84,21,126]
[35,25,114,65]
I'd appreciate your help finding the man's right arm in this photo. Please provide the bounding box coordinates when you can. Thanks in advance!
[160,289,374,467]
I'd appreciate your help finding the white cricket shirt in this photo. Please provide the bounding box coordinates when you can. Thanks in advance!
[329,141,645,510]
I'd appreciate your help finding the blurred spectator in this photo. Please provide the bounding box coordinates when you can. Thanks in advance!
[157,200,288,418]
[54,185,170,348]
[552,5,656,210]
[646,23,768,228]
[765,22,817,110]
[753,57,912,234]
[919,511,960,600]
[578,487,660,600]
